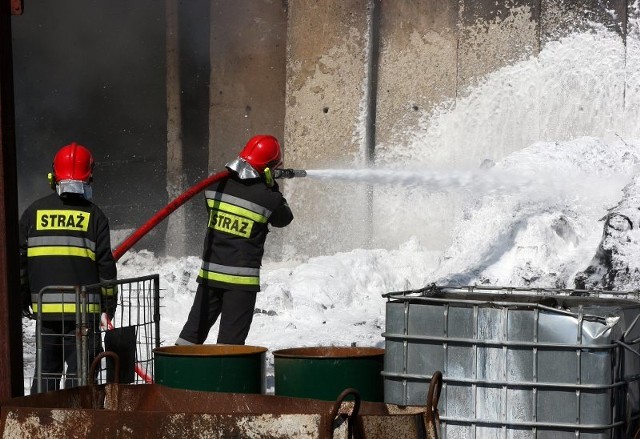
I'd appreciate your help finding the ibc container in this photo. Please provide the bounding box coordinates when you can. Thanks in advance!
[382,286,640,438]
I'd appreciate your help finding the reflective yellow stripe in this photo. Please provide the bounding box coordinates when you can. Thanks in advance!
[27,246,96,261]
[101,286,116,297]
[207,200,268,224]
[32,303,101,313]
[198,269,260,286]
[36,210,91,232]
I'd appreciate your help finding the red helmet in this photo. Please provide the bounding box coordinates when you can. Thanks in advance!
[53,142,94,183]
[239,135,282,173]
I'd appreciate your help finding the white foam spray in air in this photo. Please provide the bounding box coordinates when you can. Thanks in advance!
[378,29,639,170]
[366,23,640,252]
[305,163,631,200]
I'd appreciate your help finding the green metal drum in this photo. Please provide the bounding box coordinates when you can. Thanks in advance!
[273,346,385,402]
[153,344,267,393]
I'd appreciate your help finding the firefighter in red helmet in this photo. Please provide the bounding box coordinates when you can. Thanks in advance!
[176,135,293,346]
[19,142,117,393]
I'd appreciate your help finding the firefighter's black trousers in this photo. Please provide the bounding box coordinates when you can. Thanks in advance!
[178,284,257,345]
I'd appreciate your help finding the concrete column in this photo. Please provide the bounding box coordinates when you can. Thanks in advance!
[457,0,540,93]
[369,1,459,250]
[374,0,458,150]
[624,0,639,134]
[539,0,627,140]
[541,0,627,44]
[285,0,371,168]
[208,0,287,173]
[450,0,541,167]
[282,0,373,256]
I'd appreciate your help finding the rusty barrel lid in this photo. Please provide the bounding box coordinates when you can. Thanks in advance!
[153,344,267,394]
[273,346,385,402]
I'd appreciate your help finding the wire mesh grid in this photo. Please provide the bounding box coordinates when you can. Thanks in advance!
[33,274,160,392]
[97,274,160,385]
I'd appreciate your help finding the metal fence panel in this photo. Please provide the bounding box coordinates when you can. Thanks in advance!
[34,275,160,392]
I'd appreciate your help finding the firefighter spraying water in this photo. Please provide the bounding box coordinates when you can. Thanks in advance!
[175,135,294,346]
[103,135,307,383]
[109,135,307,377]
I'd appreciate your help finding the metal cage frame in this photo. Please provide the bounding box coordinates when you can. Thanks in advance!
[34,274,160,393]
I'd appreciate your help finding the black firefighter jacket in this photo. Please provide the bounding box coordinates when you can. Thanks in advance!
[197,174,293,292]
[19,192,117,320]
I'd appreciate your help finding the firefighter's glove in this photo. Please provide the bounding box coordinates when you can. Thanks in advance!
[102,300,116,322]
[22,306,34,320]
[101,285,117,321]
[264,167,275,187]
[22,298,34,320]
[100,312,112,331]
[100,302,116,331]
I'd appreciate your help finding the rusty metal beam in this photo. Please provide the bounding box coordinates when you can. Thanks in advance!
[10,0,21,15]
[0,0,24,400]
[1,383,439,438]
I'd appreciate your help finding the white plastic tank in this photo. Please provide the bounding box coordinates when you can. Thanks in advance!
[382,285,640,439]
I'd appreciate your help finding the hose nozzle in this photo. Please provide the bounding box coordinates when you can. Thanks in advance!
[273,168,307,179]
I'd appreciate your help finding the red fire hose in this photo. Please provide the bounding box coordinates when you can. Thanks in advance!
[112,169,230,260]
[108,169,231,383]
